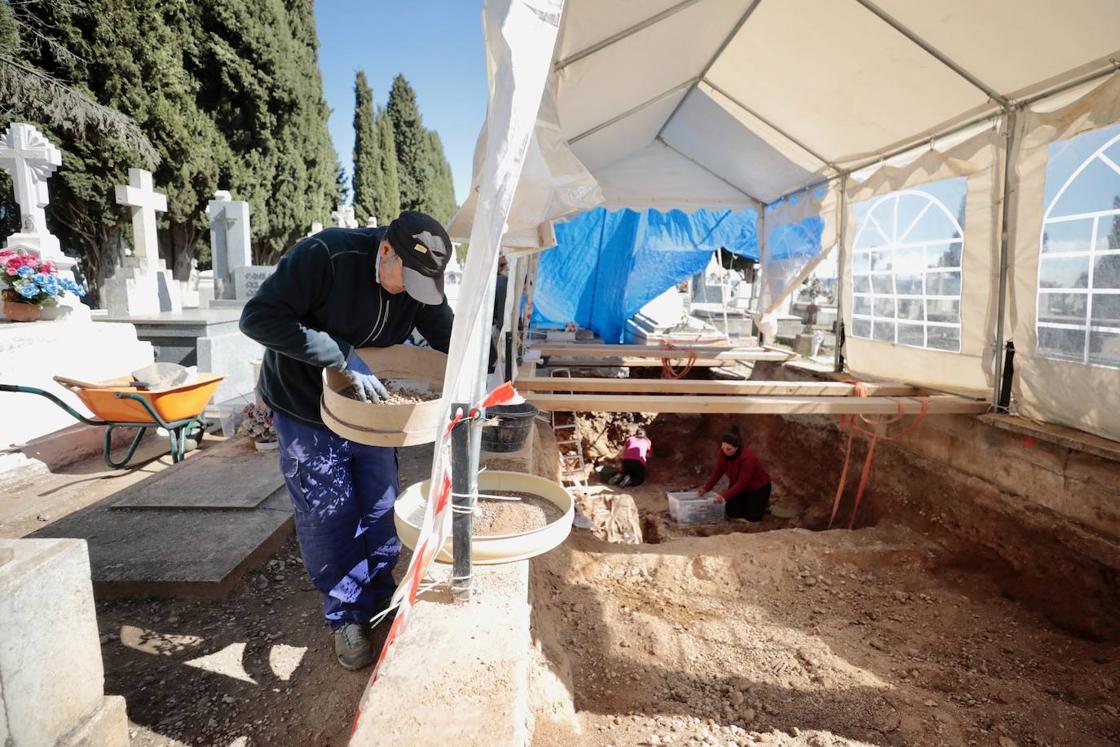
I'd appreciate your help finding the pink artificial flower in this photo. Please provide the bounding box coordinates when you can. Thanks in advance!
[40,261,56,275]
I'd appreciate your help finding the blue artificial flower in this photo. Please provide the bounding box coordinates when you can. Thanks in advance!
[16,266,34,278]
[60,278,83,295]
[33,272,50,286]
[17,283,38,299]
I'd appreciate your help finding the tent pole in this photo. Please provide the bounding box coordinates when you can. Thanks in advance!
[834,179,849,373]
[854,0,1009,107]
[991,108,1019,410]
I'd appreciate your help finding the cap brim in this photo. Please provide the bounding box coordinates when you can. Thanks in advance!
[402,266,444,305]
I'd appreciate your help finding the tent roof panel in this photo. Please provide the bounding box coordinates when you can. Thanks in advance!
[594,141,754,211]
[875,0,1120,97]
[555,0,753,140]
[662,87,822,203]
[570,88,688,172]
[705,0,991,163]
[554,0,691,64]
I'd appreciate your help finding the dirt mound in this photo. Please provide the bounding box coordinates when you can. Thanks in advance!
[530,526,1120,746]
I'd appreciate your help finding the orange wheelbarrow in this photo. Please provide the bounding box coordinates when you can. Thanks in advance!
[0,373,225,468]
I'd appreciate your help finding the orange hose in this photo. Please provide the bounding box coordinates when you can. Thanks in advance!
[660,342,697,380]
[829,382,930,529]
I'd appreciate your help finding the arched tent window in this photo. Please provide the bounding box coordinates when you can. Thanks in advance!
[1036,125,1120,367]
[850,177,967,352]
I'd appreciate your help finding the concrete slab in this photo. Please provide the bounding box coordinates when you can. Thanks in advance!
[0,538,125,746]
[111,446,279,510]
[351,422,560,746]
[60,695,129,747]
[350,562,531,746]
[31,490,292,598]
[28,438,292,597]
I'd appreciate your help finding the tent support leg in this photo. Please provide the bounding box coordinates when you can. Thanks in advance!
[991,109,1019,409]
[834,179,849,373]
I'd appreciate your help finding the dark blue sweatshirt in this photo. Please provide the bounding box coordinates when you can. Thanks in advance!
[239,227,454,427]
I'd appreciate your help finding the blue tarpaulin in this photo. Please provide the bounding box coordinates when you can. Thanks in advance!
[531,207,759,343]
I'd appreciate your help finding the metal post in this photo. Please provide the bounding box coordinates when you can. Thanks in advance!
[834,179,849,373]
[504,331,514,381]
[991,109,1019,408]
[997,341,1015,414]
[450,403,473,601]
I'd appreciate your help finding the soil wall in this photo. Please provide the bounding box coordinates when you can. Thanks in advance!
[625,370,1120,640]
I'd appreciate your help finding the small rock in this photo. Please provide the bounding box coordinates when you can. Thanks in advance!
[998,738,1018,747]
[924,700,938,707]
[742,708,755,722]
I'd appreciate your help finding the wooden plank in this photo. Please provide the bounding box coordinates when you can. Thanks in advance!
[530,343,789,361]
[524,393,989,415]
[516,376,924,397]
[541,357,738,368]
[536,351,793,364]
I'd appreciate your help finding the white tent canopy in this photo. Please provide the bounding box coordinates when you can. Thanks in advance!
[453,0,1120,441]
[550,0,1120,208]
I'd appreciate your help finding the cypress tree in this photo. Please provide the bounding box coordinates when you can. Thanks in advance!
[351,70,379,223]
[423,129,457,224]
[386,74,429,212]
[374,104,401,222]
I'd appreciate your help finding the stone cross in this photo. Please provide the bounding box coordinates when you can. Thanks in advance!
[115,168,167,276]
[332,205,357,228]
[206,190,252,299]
[0,123,65,263]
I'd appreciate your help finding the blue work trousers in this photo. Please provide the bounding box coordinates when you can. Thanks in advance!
[273,412,400,628]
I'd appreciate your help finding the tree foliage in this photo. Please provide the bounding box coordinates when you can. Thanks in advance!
[350,70,378,224]
[3,0,339,298]
[373,104,400,223]
[385,74,428,213]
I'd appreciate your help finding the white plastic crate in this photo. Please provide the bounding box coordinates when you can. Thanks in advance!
[667,491,725,525]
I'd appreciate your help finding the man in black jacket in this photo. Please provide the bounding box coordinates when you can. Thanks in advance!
[240,211,454,670]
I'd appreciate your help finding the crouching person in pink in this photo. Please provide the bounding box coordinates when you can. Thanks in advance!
[608,427,651,488]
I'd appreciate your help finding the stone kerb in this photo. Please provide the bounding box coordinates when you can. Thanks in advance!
[0,538,128,746]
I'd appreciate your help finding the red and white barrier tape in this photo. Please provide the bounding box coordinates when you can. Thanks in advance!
[357,381,520,700]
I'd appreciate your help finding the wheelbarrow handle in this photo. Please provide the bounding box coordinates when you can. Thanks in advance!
[0,383,107,426]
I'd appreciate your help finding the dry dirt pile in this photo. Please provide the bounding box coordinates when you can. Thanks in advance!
[530,525,1120,747]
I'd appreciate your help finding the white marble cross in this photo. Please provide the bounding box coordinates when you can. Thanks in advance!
[332,204,357,228]
[0,123,65,261]
[115,168,167,276]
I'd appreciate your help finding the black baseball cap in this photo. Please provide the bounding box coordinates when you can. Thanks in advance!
[385,211,452,304]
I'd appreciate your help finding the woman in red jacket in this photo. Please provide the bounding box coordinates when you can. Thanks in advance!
[697,425,772,522]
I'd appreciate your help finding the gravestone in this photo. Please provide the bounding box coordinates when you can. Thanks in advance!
[207,190,252,300]
[332,204,358,228]
[232,264,275,299]
[102,168,182,315]
[365,215,378,227]
[307,221,324,237]
[0,123,88,319]
[0,123,63,261]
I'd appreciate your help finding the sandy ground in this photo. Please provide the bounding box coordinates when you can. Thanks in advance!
[90,443,429,747]
[530,521,1120,747]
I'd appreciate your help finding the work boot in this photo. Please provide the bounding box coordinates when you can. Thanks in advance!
[333,623,374,671]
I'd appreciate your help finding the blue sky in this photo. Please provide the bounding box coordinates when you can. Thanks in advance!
[314,1,488,204]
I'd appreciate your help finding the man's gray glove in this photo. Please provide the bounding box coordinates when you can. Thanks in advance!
[339,351,389,403]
